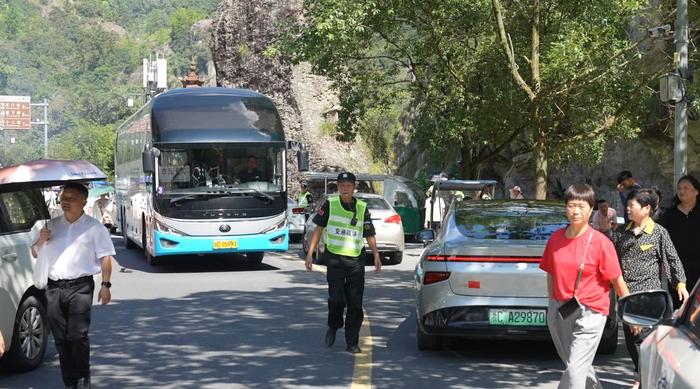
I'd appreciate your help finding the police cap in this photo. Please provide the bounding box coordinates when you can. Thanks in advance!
[337,172,356,183]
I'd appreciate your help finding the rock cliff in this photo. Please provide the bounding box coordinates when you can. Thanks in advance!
[210,0,369,196]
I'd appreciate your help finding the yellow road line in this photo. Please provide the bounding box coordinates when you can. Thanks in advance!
[310,263,373,389]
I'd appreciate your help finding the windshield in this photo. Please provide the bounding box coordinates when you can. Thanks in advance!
[360,197,391,210]
[453,204,567,240]
[157,145,285,194]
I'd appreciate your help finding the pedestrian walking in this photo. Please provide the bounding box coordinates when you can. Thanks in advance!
[509,185,525,199]
[31,183,115,389]
[304,172,382,353]
[616,171,642,223]
[590,199,617,239]
[539,184,629,389]
[424,186,446,230]
[613,188,688,389]
[659,175,700,299]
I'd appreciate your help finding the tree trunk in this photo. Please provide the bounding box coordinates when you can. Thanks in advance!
[459,145,480,179]
[534,135,547,199]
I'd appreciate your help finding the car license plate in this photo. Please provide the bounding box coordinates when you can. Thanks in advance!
[213,240,238,249]
[488,309,546,326]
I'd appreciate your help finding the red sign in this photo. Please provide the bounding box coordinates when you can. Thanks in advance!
[0,96,31,130]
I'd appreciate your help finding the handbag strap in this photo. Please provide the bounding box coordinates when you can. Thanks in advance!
[573,230,594,295]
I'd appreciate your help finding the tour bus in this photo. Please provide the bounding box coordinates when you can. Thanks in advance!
[114,87,307,265]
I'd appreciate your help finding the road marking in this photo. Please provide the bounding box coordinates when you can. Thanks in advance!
[310,263,373,389]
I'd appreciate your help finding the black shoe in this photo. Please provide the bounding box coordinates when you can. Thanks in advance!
[77,377,91,389]
[325,328,336,347]
[346,345,361,354]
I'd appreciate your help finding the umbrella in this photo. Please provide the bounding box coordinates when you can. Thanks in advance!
[0,159,107,191]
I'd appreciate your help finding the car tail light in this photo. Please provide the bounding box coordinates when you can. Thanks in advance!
[427,255,540,263]
[384,214,401,224]
[292,207,305,214]
[423,271,450,284]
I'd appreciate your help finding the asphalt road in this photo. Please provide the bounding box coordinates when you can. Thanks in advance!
[0,237,636,388]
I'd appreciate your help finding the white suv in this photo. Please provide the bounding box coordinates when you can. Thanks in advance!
[0,188,50,371]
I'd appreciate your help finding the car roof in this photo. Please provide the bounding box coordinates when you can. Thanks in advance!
[353,192,384,199]
[454,199,564,210]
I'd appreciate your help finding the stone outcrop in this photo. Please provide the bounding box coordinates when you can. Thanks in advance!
[210,0,368,196]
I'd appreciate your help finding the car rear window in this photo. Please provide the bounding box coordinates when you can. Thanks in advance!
[454,204,567,240]
[359,197,391,210]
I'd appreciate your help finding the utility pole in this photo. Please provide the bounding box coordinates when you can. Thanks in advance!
[30,98,49,158]
[674,0,689,185]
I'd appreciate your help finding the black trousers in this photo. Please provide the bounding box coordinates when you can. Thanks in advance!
[327,260,365,346]
[623,324,653,377]
[46,277,95,386]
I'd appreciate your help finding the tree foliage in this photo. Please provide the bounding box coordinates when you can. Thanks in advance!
[281,0,664,196]
[0,0,216,176]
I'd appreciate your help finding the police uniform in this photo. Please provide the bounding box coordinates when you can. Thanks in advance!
[311,173,376,352]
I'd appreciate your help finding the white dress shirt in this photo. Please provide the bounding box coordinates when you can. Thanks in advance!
[41,213,116,281]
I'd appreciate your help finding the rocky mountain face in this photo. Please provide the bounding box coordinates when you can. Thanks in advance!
[210,0,369,197]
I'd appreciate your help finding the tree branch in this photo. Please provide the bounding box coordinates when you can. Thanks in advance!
[492,0,536,101]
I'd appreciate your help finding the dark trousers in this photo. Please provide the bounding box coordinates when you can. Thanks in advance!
[46,277,95,386]
[327,261,365,346]
[623,324,653,377]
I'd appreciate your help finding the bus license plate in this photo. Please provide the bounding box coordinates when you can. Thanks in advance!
[488,309,546,326]
[213,240,238,249]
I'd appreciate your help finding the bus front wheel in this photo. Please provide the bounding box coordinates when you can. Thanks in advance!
[245,252,264,265]
[142,217,159,266]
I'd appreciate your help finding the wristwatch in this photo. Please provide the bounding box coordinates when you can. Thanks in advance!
[101,281,112,288]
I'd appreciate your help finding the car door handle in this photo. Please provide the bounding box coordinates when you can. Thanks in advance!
[1,252,18,261]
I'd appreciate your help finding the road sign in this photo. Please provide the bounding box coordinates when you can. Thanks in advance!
[0,96,31,130]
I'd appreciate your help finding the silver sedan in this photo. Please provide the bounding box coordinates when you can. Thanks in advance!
[414,200,619,353]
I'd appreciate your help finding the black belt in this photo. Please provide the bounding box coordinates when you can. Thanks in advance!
[47,275,93,288]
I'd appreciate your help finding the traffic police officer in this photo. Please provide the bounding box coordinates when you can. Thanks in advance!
[305,172,382,353]
[298,182,313,208]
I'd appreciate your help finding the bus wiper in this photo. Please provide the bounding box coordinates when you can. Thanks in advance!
[169,191,236,205]
[241,189,274,205]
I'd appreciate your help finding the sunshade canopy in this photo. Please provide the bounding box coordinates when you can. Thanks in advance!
[0,159,107,191]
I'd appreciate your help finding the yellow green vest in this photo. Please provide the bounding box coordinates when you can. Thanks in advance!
[325,196,367,257]
[298,191,310,207]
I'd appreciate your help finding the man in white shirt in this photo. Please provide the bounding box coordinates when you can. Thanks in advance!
[591,199,618,238]
[424,190,446,230]
[32,183,115,389]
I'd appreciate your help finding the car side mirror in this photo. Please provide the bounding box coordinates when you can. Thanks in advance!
[618,290,672,327]
[416,229,436,244]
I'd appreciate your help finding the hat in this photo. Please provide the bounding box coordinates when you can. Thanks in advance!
[510,186,521,192]
[337,172,356,183]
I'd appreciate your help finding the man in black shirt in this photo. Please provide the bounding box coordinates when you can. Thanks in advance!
[237,155,265,183]
[305,172,382,353]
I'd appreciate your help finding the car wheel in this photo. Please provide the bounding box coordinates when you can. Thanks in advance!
[597,322,618,355]
[6,295,49,371]
[416,321,440,350]
[388,252,403,265]
[246,252,264,265]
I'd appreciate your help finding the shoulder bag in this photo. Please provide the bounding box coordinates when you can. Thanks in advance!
[558,230,594,320]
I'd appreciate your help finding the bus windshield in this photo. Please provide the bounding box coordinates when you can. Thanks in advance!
[157,144,285,195]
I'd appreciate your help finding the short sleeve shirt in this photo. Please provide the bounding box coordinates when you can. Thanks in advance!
[540,228,622,315]
[43,213,116,281]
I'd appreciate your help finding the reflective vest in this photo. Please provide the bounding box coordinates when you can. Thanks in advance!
[298,191,310,208]
[324,196,367,257]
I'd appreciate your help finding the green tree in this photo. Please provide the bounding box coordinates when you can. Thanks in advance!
[49,122,116,178]
[491,0,663,198]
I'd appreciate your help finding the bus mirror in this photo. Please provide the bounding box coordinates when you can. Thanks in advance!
[298,149,309,172]
[142,149,155,174]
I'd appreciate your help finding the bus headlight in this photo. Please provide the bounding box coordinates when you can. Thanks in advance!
[263,219,287,234]
[154,219,187,236]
